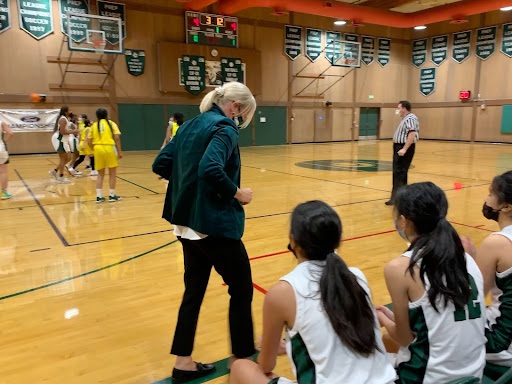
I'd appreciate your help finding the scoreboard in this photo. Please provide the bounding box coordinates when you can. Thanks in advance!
[185,11,238,48]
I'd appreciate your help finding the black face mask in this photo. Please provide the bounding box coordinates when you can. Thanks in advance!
[482,203,501,222]
[287,243,297,259]
[233,116,244,128]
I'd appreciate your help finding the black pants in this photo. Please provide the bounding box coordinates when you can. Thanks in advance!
[391,143,416,201]
[171,236,255,358]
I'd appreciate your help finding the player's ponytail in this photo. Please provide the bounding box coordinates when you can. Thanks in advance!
[290,201,380,356]
[95,108,109,138]
[54,106,69,133]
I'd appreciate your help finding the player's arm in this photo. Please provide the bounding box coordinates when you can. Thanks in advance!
[161,124,172,149]
[114,135,122,159]
[1,122,13,142]
[377,257,415,347]
[258,281,294,374]
[475,236,505,296]
[59,117,67,136]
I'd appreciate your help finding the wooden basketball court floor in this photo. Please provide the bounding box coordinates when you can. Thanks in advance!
[0,140,510,384]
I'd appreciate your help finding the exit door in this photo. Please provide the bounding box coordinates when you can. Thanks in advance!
[359,108,379,140]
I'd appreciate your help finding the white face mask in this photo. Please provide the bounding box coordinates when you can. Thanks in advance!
[395,109,400,115]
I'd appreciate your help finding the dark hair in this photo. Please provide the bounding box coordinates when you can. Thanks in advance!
[290,200,380,356]
[491,171,512,205]
[54,106,69,133]
[173,112,184,126]
[95,108,111,138]
[399,100,412,112]
[395,182,470,312]
[84,119,91,127]
[81,114,87,119]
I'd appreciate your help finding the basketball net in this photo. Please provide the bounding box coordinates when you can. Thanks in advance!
[92,39,107,54]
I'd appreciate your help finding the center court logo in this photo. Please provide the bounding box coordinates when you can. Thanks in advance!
[295,159,415,172]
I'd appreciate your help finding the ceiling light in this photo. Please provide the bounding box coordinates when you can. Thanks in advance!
[334,20,346,26]
[414,25,427,30]
[501,6,512,11]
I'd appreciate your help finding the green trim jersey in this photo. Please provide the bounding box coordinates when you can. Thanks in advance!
[486,225,512,366]
[395,251,486,383]
[280,261,397,384]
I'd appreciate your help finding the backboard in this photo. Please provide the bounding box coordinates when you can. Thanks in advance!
[327,40,361,67]
[66,12,123,54]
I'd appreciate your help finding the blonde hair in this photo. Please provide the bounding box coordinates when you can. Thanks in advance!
[199,82,256,129]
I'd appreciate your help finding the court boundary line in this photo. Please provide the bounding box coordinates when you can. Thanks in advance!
[15,169,70,247]
[116,176,159,194]
[0,240,178,302]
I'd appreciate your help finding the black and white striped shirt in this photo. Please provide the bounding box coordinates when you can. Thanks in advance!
[393,113,419,144]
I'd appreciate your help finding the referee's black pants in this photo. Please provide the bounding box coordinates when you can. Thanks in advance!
[391,143,416,202]
[170,236,255,358]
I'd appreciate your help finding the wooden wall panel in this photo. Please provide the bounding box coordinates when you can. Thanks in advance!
[332,108,353,141]
[291,109,314,143]
[379,108,398,139]
[475,106,512,143]
[413,107,473,141]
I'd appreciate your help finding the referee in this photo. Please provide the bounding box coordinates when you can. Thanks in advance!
[385,100,419,206]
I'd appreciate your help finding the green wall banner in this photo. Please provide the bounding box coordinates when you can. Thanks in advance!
[412,38,428,67]
[97,0,126,44]
[59,0,89,42]
[431,35,448,66]
[378,38,391,67]
[284,25,302,60]
[419,67,436,97]
[361,35,375,66]
[182,55,206,95]
[0,0,11,34]
[452,30,472,63]
[125,49,145,76]
[501,23,512,57]
[221,57,243,83]
[476,25,497,60]
[325,31,341,64]
[305,28,322,62]
[502,105,512,134]
[17,0,53,40]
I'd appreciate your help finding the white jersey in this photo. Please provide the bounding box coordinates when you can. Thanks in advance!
[395,251,486,383]
[280,261,396,384]
[486,225,512,366]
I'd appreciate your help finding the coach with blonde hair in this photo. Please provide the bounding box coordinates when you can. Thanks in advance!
[153,82,257,383]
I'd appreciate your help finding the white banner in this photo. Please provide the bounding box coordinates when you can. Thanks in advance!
[0,109,59,132]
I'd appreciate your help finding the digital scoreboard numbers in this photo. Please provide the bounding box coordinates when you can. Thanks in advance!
[186,11,238,48]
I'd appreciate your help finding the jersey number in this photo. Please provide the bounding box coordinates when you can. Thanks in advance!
[454,275,481,322]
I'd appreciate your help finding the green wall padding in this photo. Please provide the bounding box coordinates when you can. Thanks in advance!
[238,125,253,147]
[118,104,145,151]
[501,105,512,133]
[254,106,287,146]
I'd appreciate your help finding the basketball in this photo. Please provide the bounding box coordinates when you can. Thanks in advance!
[30,93,41,103]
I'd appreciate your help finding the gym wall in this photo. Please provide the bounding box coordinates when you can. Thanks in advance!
[1,0,511,153]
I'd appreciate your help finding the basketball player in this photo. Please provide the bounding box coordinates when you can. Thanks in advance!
[461,171,512,380]
[67,113,82,176]
[87,108,122,203]
[0,121,13,199]
[73,118,97,175]
[377,182,486,383]
[161,112,184,149]
[49,106,78,183]
[229,201,396,384]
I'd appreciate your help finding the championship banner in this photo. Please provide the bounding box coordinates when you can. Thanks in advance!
[325,31,341,64]
[501,23,512,58]
[431,35,448,66]
[17,0,53,40]
[59,0,89,41]
[125,49,145,76]
[378,38,391,67]
[419,67,436,97]
[476,26,497,60]
[221,57,243,83]
[361,35,375,66]
[0,109,59,132]
[179,58,246,87]
[452,30,472,63]
[284,25,302,60]
[0,0,11,34]
[181,55,206,95]
[97,0,126,44]
[305,28,322,62]
[412,39,427,68]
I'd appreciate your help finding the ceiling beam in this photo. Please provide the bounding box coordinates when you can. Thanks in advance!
[359,0,429,9]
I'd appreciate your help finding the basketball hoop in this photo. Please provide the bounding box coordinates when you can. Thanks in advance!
[92,39,106,53]
[345,58,357,65]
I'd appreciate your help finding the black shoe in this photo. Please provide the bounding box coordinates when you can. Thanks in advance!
[172,362,216,383]
[384,200,394,206]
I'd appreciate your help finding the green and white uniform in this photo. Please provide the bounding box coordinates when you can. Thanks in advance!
[486,225,512,367]
[51,116,72,153]
[278,261,397,384]
[395,251,486,383]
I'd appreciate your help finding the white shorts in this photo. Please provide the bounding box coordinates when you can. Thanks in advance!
[52,133,71,153]
[0,142,8,164]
